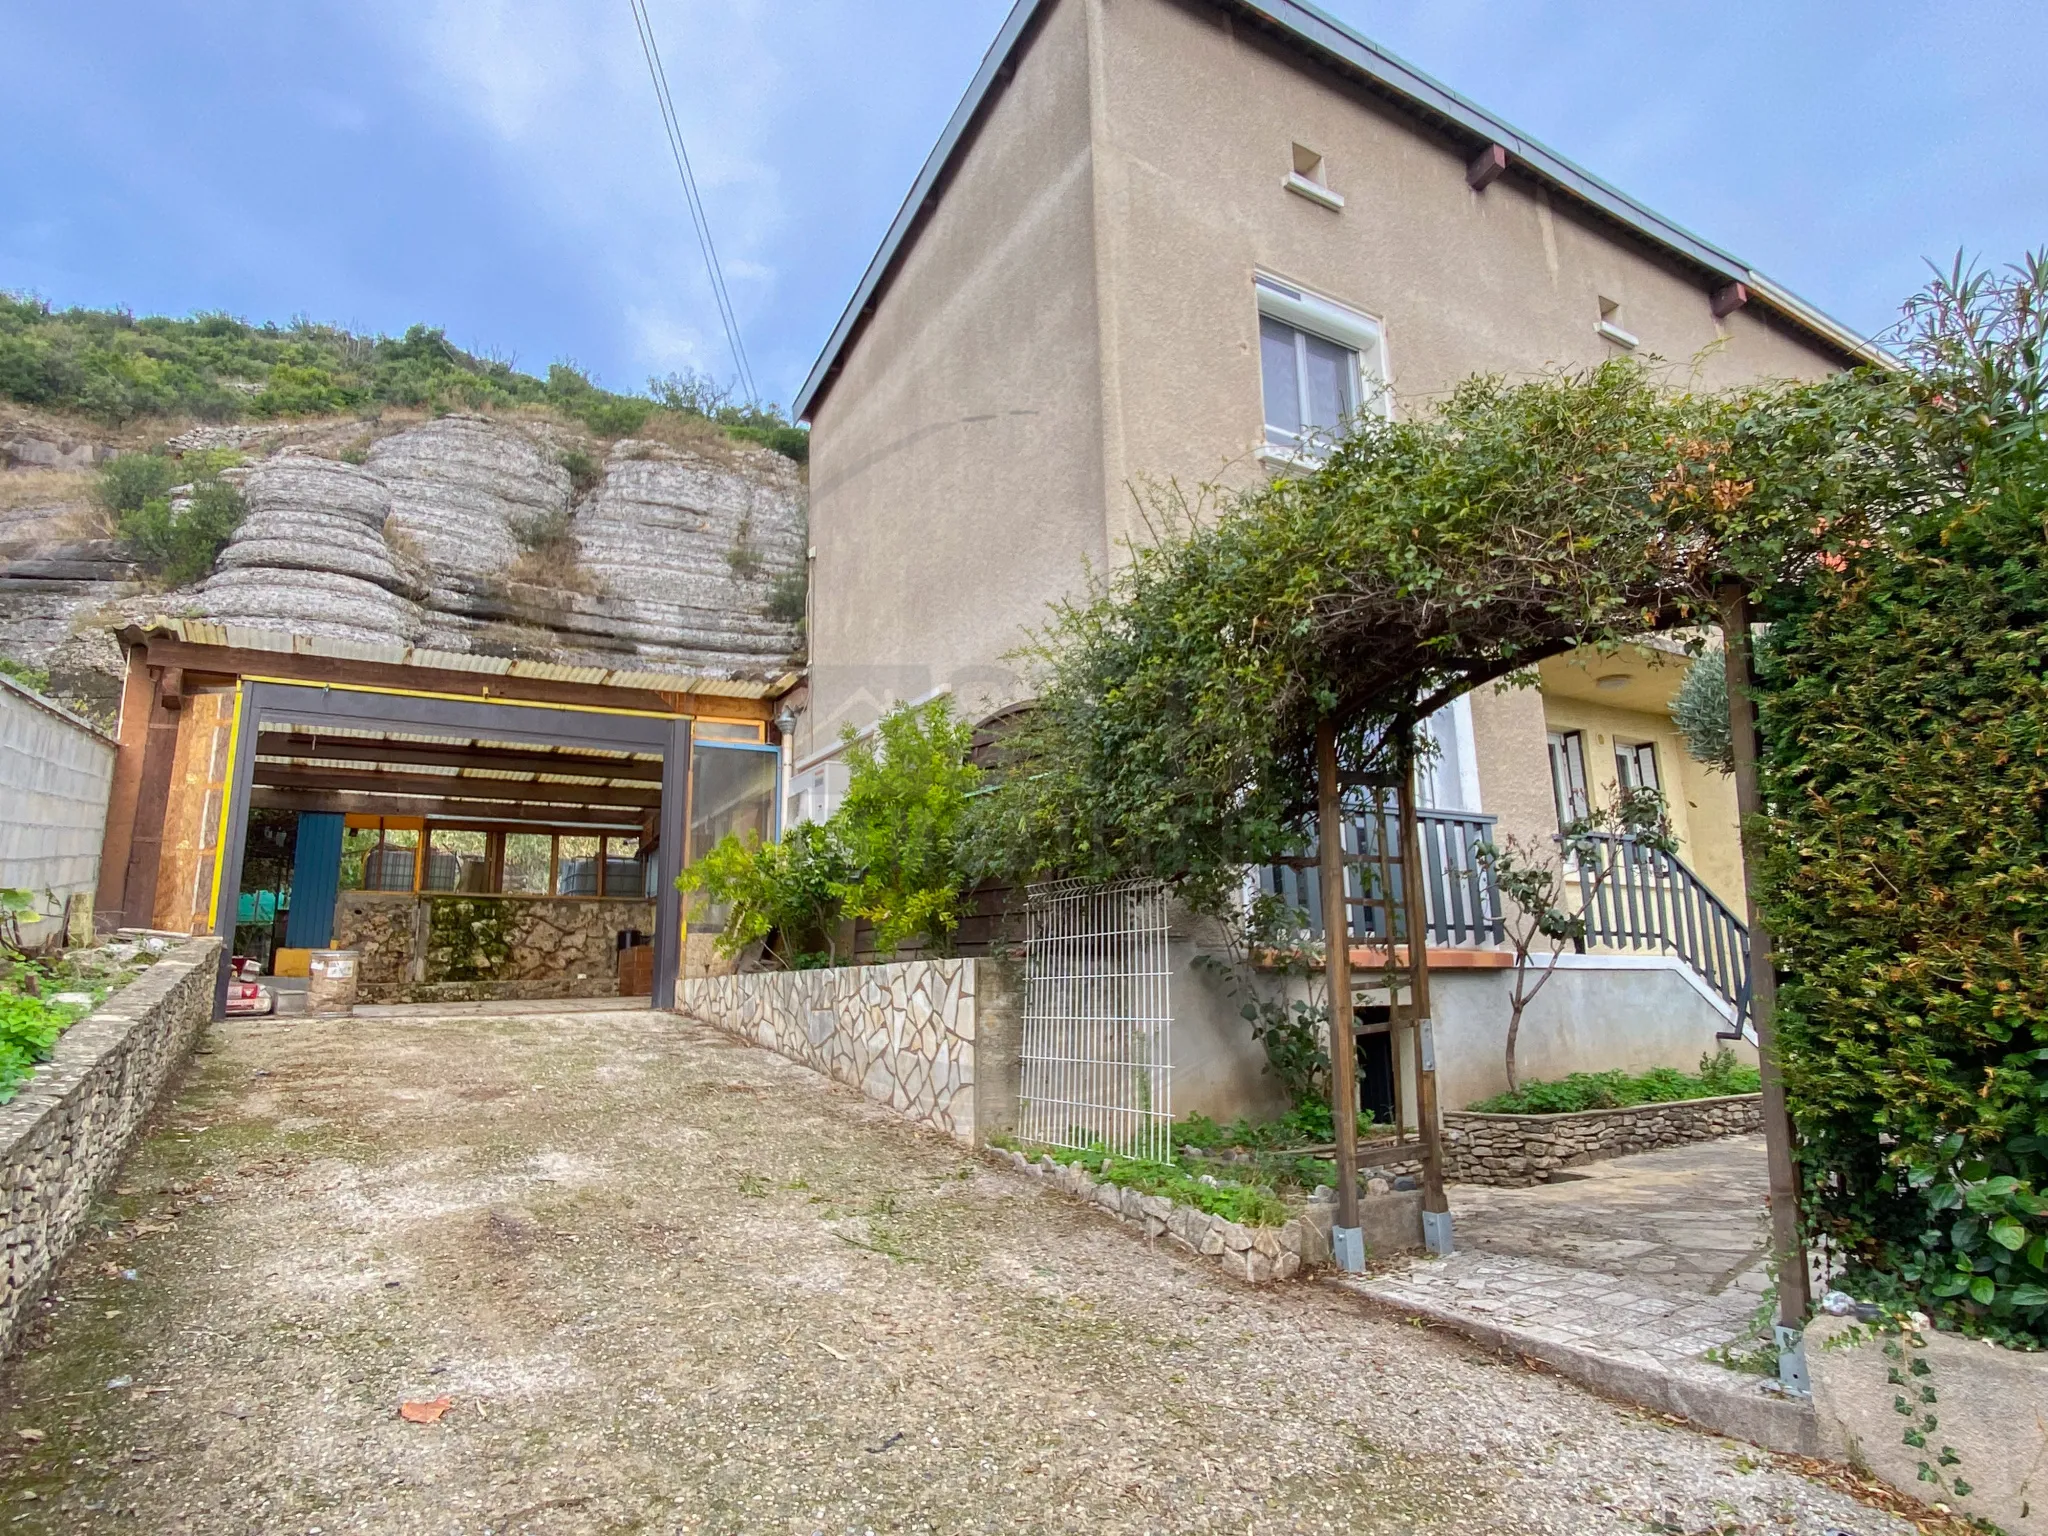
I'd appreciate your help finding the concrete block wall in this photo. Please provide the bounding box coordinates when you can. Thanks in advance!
[0,675,117,943]
[0,937,221,1355]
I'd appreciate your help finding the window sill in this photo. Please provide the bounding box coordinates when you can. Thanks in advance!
[1257,442,1325,473]
[1595,320,1640,351]
[1283,172,1345,211]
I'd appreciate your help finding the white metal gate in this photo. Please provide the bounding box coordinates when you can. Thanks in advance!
[1019,879,1173,1160]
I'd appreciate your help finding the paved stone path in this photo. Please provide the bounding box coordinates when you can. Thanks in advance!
[1344,1136,1807,1451]
[1448,1136,1775,1301]
[0,1011,1907,1535]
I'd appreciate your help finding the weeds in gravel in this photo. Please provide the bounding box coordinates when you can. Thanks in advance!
[995,1137,1288,1227]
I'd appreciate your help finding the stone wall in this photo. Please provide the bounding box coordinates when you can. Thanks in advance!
[1442,1094,1762,1187]
[0,936,221,1356]
[332,893,656,1002]
[678,959,1021,1146]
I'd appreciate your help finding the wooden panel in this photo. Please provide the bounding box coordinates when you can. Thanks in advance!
[152,690,235,934]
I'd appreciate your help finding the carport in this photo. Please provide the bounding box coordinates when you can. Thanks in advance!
[92,622,789,1018]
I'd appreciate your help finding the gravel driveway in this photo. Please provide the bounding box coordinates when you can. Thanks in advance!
[0,1007,1919,1535]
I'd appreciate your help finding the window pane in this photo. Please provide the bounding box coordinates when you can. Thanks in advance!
[1260,316,1303,446]
[604,837,646,899]
[693,722,763,743]
[688,746,779,929]
[503,833,552,895]
[1302,331,1356,434]
[423,829,490,892]
[555,836,601,896]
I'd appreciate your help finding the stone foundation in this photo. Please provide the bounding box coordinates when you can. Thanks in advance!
[679,960,1021,1145]
[332,893,656,1002]
[0,937,221,1355]
[1442,1094,1762,1186]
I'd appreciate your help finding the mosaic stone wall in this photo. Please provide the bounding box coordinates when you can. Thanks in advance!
[0,937,220,1356]
[331,893,655,1002]
[679,960,1019,1145]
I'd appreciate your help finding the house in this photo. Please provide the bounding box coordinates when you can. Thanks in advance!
[787,0,1875,1116]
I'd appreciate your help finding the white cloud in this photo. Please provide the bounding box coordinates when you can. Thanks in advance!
[357,0,787,384]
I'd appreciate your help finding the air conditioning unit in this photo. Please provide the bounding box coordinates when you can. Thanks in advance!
[786,760,850,829]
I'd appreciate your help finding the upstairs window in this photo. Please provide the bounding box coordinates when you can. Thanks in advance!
[1256,275,1386,457]
[1547,729,1591,827]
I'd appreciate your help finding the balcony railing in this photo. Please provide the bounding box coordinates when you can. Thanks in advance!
[1568,833,1752,1025]
[1255,801,1505,949]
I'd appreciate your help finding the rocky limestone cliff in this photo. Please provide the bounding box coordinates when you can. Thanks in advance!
[0,408,806,706]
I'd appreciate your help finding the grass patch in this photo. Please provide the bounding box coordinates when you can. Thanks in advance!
[996,1136,1289,1227]
[0,946,151,1101]
[1467,1047,1761,1115]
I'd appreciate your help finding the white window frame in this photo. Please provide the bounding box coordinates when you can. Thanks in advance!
[1547,728,1591,827]
[1255,274,1389,464]
[1615,739,1661,795]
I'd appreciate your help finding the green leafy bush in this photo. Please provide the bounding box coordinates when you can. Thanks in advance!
[681,698,980,963]
[0,656,50,694]
[833,698,982,954]
[1671,650,1733,773]
[1005,1139,1290,1227]
[1468,1049,1761,1115]
[95,451,247,586]
[680,820,857,967]
[1755,253,2048,1345]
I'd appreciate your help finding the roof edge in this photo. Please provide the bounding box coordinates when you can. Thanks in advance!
[796,0,1890,421]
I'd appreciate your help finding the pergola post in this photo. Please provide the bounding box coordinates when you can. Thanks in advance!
[1316,716,1365,1272]
[1396,729,1453,1254]
[1718,583,1811,1343]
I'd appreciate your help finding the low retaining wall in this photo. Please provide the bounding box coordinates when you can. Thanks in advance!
[679,959,1021,1145]
[1443,1094,1762,1186]
[0,936,221,1354]
[1808,1315,2047,1535]
[989,1146,1425,1282]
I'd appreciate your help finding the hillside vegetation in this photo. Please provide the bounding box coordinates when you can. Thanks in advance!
[0,294,806,462]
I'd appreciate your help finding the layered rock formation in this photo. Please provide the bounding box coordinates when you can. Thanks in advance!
[0,408,806,690]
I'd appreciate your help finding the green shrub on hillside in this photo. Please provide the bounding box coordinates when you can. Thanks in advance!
[95,450,247,586]
[0,295,809,462]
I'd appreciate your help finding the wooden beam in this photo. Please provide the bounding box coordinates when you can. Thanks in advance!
[255,732,663,783]
[251,764,660,809]
[249,788,644,829]
[139,636,776,721]
[94,646,157,925]
[114,668,184,929]
[1466,142,1508,191]
[1712,281,1751,319]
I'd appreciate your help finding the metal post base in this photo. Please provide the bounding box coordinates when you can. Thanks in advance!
[1774,1325,1810,1396]
[1422,1210,1454,1256]
[1332,1225,1365,1273]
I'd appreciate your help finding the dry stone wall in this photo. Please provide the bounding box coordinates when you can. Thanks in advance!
[0,937,221,1356]
[679,960,1018,1146]
[1443,1094,1763,1186]
[331,893,655,1002]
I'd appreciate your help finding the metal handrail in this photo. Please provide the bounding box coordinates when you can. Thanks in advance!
[1568,833,1752,1024]
[1256,800,1505,949]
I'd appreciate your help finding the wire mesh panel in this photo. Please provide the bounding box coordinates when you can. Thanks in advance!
[1019,879,1173,1161]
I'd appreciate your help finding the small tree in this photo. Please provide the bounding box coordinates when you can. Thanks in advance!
[678,821,856,968]
[1474,787,1675,1093]
[834,698,982,953]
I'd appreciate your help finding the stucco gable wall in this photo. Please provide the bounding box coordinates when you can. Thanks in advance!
[1090,0,1846,518]
[803,0,1108,753]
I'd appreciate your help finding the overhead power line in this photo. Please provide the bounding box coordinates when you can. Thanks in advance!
[627,0,758,405]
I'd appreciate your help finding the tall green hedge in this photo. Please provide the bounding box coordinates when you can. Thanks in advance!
[1757,403,2048,1342]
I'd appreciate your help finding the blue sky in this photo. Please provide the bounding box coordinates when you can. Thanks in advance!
[5,1,2040,415]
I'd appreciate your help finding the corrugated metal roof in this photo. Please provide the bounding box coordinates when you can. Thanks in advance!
[144,617,784,701]
[794,0,1886,420]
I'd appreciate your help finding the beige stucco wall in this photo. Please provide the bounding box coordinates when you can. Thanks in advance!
[804,0,1849,773]
[800,0,1106,760]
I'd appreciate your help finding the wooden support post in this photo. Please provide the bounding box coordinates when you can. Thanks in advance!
[1316,717,1364,1269]
[1395,740,1452,1251]
[1719,583,1811,1329]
